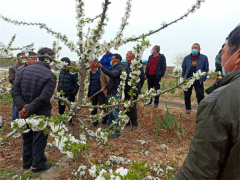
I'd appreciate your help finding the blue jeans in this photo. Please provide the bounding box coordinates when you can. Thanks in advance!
[107,94,120,135]
[12,101,19,121]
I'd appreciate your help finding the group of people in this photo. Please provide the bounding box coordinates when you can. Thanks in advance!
[7,25,240,179]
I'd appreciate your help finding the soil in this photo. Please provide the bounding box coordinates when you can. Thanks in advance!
[0,99,197,180]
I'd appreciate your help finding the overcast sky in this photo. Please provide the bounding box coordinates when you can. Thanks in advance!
[0,0,239,70]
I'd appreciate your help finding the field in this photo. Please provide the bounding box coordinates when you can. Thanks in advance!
[0,75,216,179]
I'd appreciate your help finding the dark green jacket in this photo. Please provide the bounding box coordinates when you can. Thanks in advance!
[175,69,240,180]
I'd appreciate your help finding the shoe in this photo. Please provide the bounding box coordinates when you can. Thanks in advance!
[109,134,120,139]
[131,126,138,131]
[32,163,52,174]
[144,102,152,106]
[92,121,98,127]
[186,109,191,114]
[23,165,31,171]
[154,103,158,108]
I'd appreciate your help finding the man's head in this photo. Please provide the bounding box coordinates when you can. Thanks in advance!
[37,47,55,62]
[221,26,240,74]
[106,50,110,55]
[26,51,38,66]
[152,45,160,55]
[111,53,122,66]
[89,59,98,70]
[191,43,201,56]
[61,57,71,70]
[126,51,135,63]
[17,52,25,66]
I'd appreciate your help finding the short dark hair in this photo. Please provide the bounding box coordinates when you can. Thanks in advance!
[193,43,201,48]
[155,45,160,53]
[17,52,25,58]
[227,25,240,55]
[112,53,122,62]
[28,51,37,56]
[61,57,71,65]
[37,47,55,62]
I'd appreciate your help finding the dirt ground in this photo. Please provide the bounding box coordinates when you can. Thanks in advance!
[0,98,198,180]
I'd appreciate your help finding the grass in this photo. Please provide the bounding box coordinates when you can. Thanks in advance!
[0,166,17,178]
[0,125,11,132]
[154,105,185,138]
[0,92,13,105]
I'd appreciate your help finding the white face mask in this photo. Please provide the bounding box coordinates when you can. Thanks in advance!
[222,49,240,77]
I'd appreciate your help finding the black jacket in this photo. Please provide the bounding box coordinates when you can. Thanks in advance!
[102,63,124,95]
[57,69,79,96]
[145,54,166,81]
[124,62,145,95]
[11,61,56,117]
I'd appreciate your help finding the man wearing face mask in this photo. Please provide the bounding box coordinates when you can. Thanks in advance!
[181,43,209,114]
[97,54,124,139]
[145,45,166,108]
[175,26,240,180]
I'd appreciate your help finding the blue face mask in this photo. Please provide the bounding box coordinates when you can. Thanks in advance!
[222,49,240,77]
[191,49,199,55]
[110,61,118,66]
[151,50,154,55]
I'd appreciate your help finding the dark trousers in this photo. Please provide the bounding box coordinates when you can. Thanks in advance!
[125,92,138,126]
[58,94,75,123]
[91,93,107,123]
[22,129,48,169]
[184,80,204,110]
[147,75,161,105]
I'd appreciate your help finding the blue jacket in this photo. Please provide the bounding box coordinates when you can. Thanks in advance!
[182,53,209,82]
[100,53,113,69]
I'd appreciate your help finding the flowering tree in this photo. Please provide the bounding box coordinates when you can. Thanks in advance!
[0,0,220,179]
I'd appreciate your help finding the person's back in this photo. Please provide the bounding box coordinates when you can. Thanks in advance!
[11,47,56,174]
[57,68,78,97]
[14,61,56,116]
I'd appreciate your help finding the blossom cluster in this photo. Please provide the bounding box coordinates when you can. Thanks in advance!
[72,164,87,179]
[0,76,11,95]
[11,116,87,159]
[117,70,127,100]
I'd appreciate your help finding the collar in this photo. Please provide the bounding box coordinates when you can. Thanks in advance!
[205,69,240,94]
[37,61,50,69]
[91,68,99,74]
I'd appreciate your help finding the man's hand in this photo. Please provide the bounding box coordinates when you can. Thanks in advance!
[20,104,28,118]
[97,63,103,69]
[102,87,108,91]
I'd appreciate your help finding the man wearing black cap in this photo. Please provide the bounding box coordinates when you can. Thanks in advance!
[57,57,79,125]
[11,47,56,174]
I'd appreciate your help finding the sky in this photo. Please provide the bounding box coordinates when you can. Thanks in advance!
[0,0,240,70]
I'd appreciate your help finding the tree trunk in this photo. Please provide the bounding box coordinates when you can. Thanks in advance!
[72,60,86,140]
